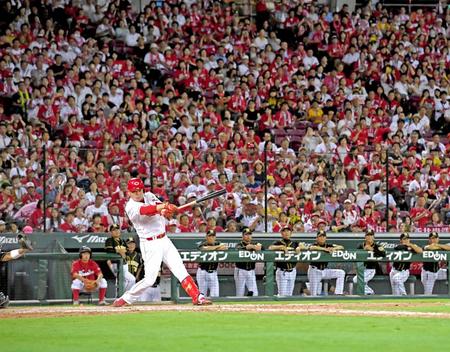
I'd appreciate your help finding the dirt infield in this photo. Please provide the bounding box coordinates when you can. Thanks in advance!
[2,301,450,319]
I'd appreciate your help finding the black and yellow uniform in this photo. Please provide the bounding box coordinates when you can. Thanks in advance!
[357,242,385,270]
[310,242,335,270]
[235,241,264,271]
[271,239,299,271]
[105,237,128,255]
[422,250,440,273]
[393,244,414,271]
[198,240,221,272]
[126,249,144,280]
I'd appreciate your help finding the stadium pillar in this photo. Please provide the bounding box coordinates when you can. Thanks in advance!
[264,141,268,233]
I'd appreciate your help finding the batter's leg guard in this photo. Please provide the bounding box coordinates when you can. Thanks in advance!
[181,276,211,304]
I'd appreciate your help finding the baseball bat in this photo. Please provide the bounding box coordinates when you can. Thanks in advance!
[178,189,226,212]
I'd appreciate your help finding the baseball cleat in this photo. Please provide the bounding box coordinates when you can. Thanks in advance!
[194,294,212,305]
[98,300,109,306]
[112,298,127,307]
[73,300,80,306]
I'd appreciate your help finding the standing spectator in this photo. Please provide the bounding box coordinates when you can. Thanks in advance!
[355,229,385,295]
[390,233,423,296]
[196,229,227,298]
[308,231,346,296]
[104,224,136,291]
[268,227,305,296]
[234,228,262,297]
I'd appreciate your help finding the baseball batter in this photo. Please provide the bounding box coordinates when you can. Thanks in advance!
[197,229,227,297]
[268,226,306,296]
[113,178,210,306]
[234,228,262,297]
[308,230,346,296]
[390,233,422,296]
[421,232,450,295]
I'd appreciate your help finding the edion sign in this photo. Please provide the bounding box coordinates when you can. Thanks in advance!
[423,251,447,261]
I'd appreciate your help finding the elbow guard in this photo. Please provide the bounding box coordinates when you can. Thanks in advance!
[140,204,158,216]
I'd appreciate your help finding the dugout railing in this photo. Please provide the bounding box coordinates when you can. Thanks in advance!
[170,250,450,302]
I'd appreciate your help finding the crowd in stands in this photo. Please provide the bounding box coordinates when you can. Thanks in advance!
[0,0,449,235]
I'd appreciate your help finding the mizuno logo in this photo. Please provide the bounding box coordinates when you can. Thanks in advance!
[72,235,90,243]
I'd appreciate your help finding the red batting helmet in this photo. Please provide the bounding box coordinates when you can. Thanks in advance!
[127,178,144,192]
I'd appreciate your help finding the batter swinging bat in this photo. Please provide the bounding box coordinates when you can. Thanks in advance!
[178,189,226,212]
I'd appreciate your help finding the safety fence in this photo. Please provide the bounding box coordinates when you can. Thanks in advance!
[1,253,124,304]
[170,250,450,302]
[2,241,450,304]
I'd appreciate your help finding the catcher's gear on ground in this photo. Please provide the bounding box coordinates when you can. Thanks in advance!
[0,292,9,308]
[17,234,33,251]
[83,279,98,291]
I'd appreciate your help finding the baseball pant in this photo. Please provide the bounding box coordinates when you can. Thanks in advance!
[421,269,447,295]
[122,236,190,303]
[234,268,258,296]
[352,268,376,295]
[138,286,162,302]
[196,268,219,297]
[390,268,409,295]
[276,268,296,296]
[71,278,108,290]
[113,263,136,291]
[308,266,346,296]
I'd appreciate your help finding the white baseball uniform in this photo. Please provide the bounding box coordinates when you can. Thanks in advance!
[389,268,410,295]
[71,278,108,291]
[196,268,219,297]
[276,268,297,296]
[308,266,345,296]
[421,261,447,295]
[121,192,190,303]
[352,269,376,295]
[234,268,258,296]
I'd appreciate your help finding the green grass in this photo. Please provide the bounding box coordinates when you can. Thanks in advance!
[1,311,450,352]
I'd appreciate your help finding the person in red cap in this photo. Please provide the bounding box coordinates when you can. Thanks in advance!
[113,178,211,306]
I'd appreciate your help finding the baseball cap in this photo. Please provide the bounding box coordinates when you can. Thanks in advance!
[207,180,216,186]
[187,192,196,199]
[400,233,410,240]
[206,229,216,236]
[242,228,253,235]
[127,178,144,192]
[344,199,352,204]
[168,219,178,226]
[23,226,33,234]
[26,182,35,188]
[365,229,375,236]
[110,224,120,231]
[316,230,327,237]
[126,237,135,244]
[429,232,439,239]
[111,165,121,172]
